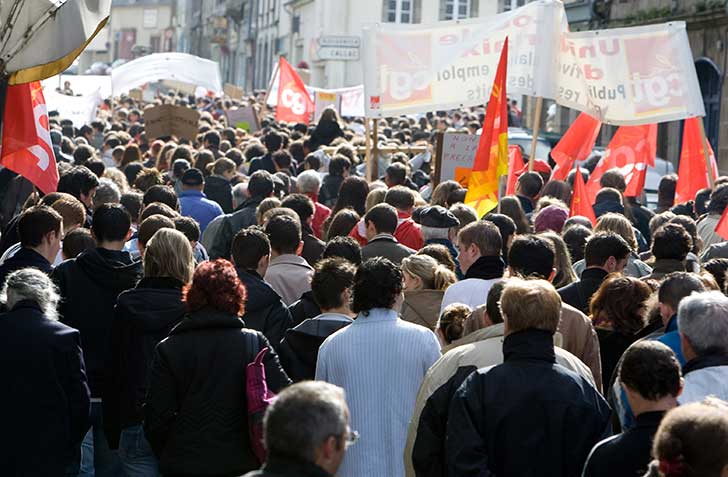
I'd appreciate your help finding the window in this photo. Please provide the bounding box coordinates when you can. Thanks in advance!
[440,0,478,20]
[502,0,528,12]
[382,0,421,24]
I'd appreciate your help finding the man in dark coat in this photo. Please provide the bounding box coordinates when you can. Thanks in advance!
[558,232,631,314]
[52,204,142,475]
[0,268,91,475]
[249,131,283,174]
[446,278,611,477]
[318,156,350,208]
[243,381,352,477]
[0,205,63,286]
[583,341,681,477]
[232,228,293,347]
[210,170,275,259]
[361,204,415,265]
[281,194,325,266]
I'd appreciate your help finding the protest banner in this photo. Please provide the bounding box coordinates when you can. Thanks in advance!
[144,104,200,141]
[44,88,102,128]
[226,106,260,132]
[224,83,244,99]
[112,52,222,95]
[314,91,341,121]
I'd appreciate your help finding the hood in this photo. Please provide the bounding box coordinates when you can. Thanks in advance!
[116,277,186,332]
[205,175,230,188]
[593,199,624,218]
[76,248,141,292]
[402,290,444,327]
[283,315,352,367]
[237,268,282,313]
[171,307,245,335]
[443,322,505,353]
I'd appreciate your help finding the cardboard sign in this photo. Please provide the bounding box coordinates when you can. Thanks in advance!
[437,132,480,184]
[128,88,143,101]
[144,104,200,140]
[224,83,244,99]
[226,106,259,132]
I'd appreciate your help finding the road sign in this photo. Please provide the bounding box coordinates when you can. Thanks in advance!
[317,47,360,61]
[318,36,360,48]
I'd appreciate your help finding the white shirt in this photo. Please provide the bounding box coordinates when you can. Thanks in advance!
[439,278,501,316]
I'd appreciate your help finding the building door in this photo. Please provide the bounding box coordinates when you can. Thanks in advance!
[118,29,137,60]
[696,58,722,150]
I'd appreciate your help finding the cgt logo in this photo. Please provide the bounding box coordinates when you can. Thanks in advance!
[280,83,307,115]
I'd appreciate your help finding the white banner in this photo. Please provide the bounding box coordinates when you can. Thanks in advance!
[44,89,102,128]
[111,53,222,95]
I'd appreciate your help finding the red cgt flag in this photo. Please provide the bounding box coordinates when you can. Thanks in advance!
[551,112,602,181]
[1,81,58,194]
[570,169,596,226]
[675,117,719,203]
[275,57,313,124]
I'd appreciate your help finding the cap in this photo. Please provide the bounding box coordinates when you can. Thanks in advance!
[181,167,204,186]
[416,205,460,228]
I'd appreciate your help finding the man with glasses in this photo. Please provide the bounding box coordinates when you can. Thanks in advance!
[243,381,356,477]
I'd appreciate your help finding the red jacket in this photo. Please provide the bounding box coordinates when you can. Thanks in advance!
[349,211,424,250]
[306,193,331,240]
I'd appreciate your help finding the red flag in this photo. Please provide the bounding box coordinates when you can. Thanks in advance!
[570,169,596,226]
[505,145,523,195]
[675,117,718,203]
[464,37,509,217]
[1,81,58,194]
[716,207,728,240]
[586,124,657,203]
[551,113,602,181]
[275,57,313,123]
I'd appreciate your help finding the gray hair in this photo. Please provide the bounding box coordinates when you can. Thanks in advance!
[93,178,121,209]
[296,170,321,194]
[232,183,247,209]
[421,225,450,241]
[677,291,728,356]
[263,381,348,462]
[0,268,61,321]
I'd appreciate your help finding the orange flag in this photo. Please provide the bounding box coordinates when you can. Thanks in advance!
[551,113,602,181]
[276,57,314,123]
[570,170,596,226]
[464,37,509,218]
[675,117,718,203]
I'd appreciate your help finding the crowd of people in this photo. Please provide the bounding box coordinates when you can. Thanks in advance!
[0,91,727,477]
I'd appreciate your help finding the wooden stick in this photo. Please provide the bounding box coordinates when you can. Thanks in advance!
[698,117,717,189]
[432,132,444,190]
[528,96,543,172]
[262,57,280,107]
[364,118,372,182]
[371,120,380,181]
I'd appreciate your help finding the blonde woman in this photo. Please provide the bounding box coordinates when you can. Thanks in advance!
[104,228,195,474]
[401,254,457,329]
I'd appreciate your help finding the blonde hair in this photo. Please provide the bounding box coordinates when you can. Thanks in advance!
[208,157,236,176]
[438,303,472,344]
[365,188,387,212]
[143,228,195,284]
[402,254,457,291]
[102,168,129,193]
[595,212,637,251]
[500,278,562,334]
[535,196,568,213]
[256,197,281,225]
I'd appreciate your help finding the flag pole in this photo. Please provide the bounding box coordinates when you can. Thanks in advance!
[528,96,543,172]
[698,117,717,189]
[364,118,372,181]
[368,120,380,181]
[263,57,281,107]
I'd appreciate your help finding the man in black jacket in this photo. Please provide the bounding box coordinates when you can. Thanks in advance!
[248,131,283,174]
[583,341,681,477]
[232,228,293,347]
[361,204,415,265]
[52,203,142,475]
[446,278,611,476]
[558,232,631,314]
[210,170,275,259]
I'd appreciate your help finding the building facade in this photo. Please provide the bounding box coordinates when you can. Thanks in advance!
[109,0,176,61]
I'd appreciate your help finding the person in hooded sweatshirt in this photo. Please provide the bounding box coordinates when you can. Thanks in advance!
[278,257,356,381]
[103,229,194,475]
[232,228,293,348]
[52,203,142,476]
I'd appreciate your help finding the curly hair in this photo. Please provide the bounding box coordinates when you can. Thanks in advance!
[352,257,403,314]
[590,275,651,335]
[183,259,246,316]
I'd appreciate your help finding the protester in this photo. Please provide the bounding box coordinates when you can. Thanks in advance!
[514,171,543,214]
[316,258,440,477]
[281,194,325,266]
[643,223,692,280]
[400,254,456,330]
[360,203,415,265]
[498,195,531,234]
[263,213,315,306]
[296,169,332,239]
[655,272,706,365]
[697,183,728,248]
[144,259,290,476]
[178,167,223,233]
[434,303,471,347]
[0,268,91,475]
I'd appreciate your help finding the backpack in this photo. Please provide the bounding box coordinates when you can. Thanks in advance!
[246,336,276,464]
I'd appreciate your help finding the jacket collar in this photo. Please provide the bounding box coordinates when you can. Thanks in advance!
[235,195,263,212]
[356,307,398,322]
[179,190,205,198]
[170,307,245,335]
[368,233,397,244]
[580,267,609,282]
[270,254,313,269]
[11,247,51,267]
[464,255,505,280]
[443,322,505,353]
[502,329,556,364]
[634,411,666,429]
[136,277,184,290]
[665,315,678,333]
[650,259,685,274]
[8,299,43,313]
[262,454,332,477]
[683,352,728,376]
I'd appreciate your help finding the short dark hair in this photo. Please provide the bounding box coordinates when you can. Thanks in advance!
[17,206,63,247]
[272,150,292,170]
[352,257,403,313]
[86,159,105,178]
[173,216,201,243]
[483,213,516,257]
[143,185,179,211]
[328,155,351,177]
[384,186,415,210]
[73,144,95,164]
[658,272,706,311]
[703,259,728,293]
[139,202,178,222]
[120,191,144,224]
[563,224,592,263]
[600,168,627,192]
[62,227,96,259]
[281,194,315,222]
[595,187,623,205]
[517,172,543,198]
[231,228,271,270]
[652,224,692,261]
[508,235,555,279]
[311,258,357,310]
[323,236,362,265]
[138,214,175,248]
[385,162,407,186]
[57,166,99,199]
[364,203,398,235]
[263,131,283,152]
[584,232,631,267]
[707,183,728,215]
[486,281,506,324]
[658,174,678,205]
[248,170,275,198]
[92,203,132,243]
[265,214,301,254]
[203,130,221,148]
[418,244,456,272]
[619,341,682,400]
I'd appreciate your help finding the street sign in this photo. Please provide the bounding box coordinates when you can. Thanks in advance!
[316,47,360,61]
[318,36,360,48]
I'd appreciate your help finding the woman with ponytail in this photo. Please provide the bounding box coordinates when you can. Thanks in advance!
[400,254,457,330]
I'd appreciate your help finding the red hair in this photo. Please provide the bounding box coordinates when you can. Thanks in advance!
[183,259,246,316]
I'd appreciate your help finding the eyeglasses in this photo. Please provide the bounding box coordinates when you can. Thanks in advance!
[344,429,359,449]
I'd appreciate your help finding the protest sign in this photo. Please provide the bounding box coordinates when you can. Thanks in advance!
[128,88,143,101]
[314,91,340,121]
[44,89,101,128]
[226,106,259,132]
[144,104,200,141]
[224,83,244,99]
[435,132,480,184]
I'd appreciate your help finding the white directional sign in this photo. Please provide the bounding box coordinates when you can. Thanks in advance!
[316,36,360,61]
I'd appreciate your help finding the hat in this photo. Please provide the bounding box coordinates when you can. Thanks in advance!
[534,205,569,233]
[181,168,204,186]
[416,205,460,228]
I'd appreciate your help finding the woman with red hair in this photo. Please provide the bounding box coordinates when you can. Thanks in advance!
[144,259,290,476]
